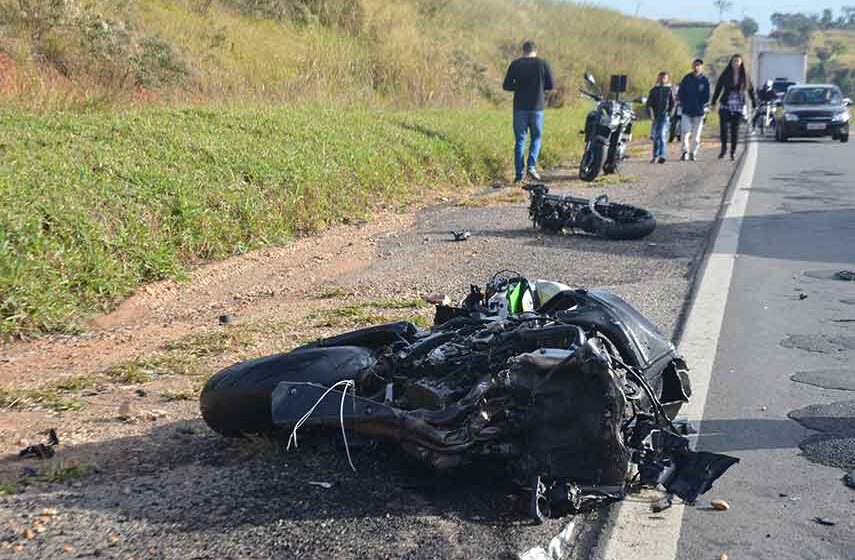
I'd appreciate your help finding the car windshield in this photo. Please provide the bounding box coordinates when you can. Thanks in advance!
[772,81,794,94]
[785,87,842,105]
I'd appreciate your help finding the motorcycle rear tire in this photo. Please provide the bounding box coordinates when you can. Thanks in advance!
[579,143,605,182]
[585,203,657,240]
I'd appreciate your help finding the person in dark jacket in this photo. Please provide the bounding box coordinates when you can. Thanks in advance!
[677,59,711,161]
[711,54,756,160]
[503,41,555,182]
[646,71,675,164]
[752,79,778,132]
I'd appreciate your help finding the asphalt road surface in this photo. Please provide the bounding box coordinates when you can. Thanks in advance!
[595,134,855,560]
[0,143,735,560]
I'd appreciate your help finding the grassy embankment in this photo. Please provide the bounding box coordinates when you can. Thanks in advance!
[1,106,636,338]
[0,0,690,110]
[0,0,681,338]
[666,22,717,59]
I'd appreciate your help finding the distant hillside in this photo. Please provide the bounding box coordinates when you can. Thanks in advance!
[703,22,749,81]
[0,0,690,110]
[808,29,855,94]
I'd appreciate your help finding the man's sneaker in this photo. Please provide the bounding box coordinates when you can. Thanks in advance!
[527,169,541,181]
[680,152,689,161]
[650,157,657,164]
[513,177,524,185]
[658,157,666,164]
[689,153,696,162]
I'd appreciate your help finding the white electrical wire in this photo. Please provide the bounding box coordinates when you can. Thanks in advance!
[285,379,357,472]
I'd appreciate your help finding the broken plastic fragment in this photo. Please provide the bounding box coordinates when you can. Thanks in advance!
[662,450,740,504]
[18,429,59,460]
[451,230,471,242]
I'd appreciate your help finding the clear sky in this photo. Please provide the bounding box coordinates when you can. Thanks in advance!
[590,1,853,33]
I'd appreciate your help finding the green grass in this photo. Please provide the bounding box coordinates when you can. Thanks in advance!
[0,106,594,338]
[0,383,88,411]
[670,26,716,58]
[308,298,431,329]
[104,354,200,383]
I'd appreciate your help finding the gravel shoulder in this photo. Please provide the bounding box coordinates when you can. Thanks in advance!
[0,139,736,559]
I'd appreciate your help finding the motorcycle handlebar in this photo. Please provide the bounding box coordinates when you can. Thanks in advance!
[579,89,602,102]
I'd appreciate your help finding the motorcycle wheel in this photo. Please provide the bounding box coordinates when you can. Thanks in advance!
[602,159,619,175]
[579,142,604,182]
[200,346,376,437]
[582,201,656,240]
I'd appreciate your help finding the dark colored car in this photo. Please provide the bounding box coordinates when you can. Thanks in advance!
[775,84,852,143]
[771,79,796,99]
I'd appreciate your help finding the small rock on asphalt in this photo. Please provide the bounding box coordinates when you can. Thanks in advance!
[710,499,730,511]
[423,293,451,306]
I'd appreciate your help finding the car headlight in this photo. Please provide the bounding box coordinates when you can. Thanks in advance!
[784,112,799,122]
[832,111,850,123]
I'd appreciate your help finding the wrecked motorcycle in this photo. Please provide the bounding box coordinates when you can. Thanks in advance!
[200,274,737,521]
[524,184,657,240]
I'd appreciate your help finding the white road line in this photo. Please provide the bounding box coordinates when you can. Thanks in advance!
[599,140,759,560]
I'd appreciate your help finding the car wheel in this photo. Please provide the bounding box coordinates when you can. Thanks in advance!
[842,134,850,143]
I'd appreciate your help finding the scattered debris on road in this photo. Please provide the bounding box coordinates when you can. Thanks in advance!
[423,293,451,306]
[710,499,730,511]
[308,481,335,489]
[812,516,837,526]
[832,270,855,281]
[651,494,673,513]
[450,230,471,242]
[200,273,739,522]
[18,428,59,459]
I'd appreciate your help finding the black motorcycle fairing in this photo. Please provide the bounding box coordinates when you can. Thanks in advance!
[303,321,420,351]
[537,289,676,371]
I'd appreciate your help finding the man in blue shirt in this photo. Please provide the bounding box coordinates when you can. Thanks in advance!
[677,59,711,161]
[503,41,555,183]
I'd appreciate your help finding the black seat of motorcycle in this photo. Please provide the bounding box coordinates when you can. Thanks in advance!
[200,346,376,437]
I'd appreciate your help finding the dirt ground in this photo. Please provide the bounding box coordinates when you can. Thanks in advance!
[0,137,737,559]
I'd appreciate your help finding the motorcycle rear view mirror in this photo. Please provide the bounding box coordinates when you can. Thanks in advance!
[584,72,597,87]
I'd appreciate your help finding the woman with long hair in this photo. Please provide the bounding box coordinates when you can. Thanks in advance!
[711,54,756,160]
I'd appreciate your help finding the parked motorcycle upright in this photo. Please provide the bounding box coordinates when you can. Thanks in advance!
[579,73,645,182]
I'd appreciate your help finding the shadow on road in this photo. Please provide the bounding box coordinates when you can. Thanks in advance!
[0,419,542,533]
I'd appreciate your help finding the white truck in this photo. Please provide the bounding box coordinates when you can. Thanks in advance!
[755,51,808,97]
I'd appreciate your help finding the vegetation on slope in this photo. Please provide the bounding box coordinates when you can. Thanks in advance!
[0,0,690,109]
[0,106,642,338]
[702,22,749,81]
[0,0,677,337]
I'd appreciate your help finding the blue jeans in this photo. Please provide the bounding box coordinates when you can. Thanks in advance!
[513,110,544,179]
[652,116,669,159]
